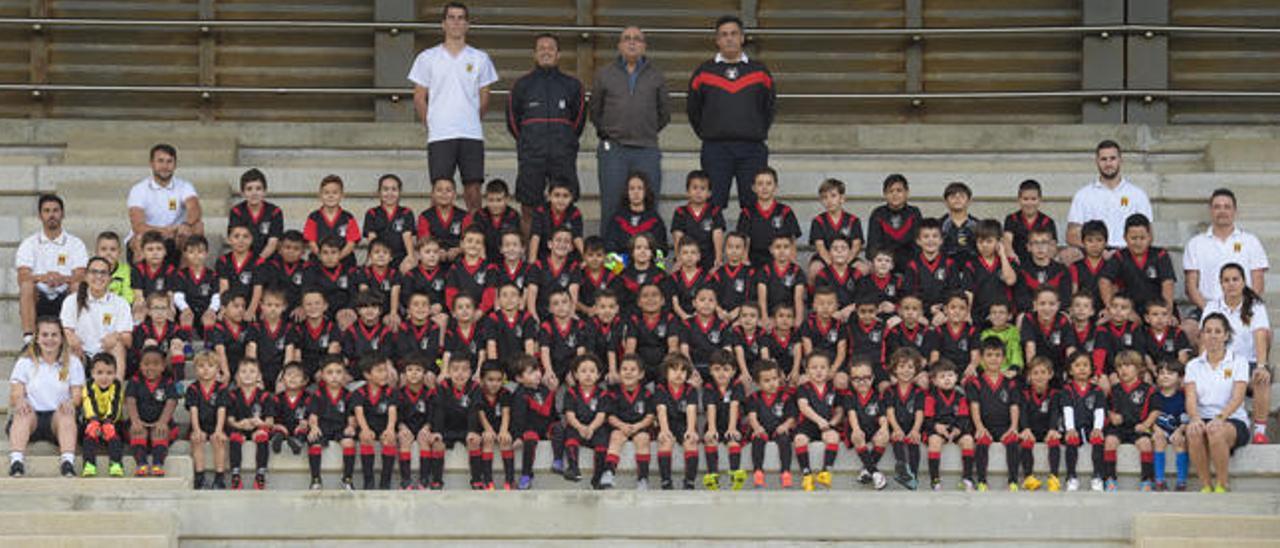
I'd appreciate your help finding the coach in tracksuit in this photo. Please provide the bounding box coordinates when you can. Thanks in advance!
[687,15,777,211]
[507,33,587,238]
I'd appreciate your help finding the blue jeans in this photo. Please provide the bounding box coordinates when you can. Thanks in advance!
[701,140,768,211]
[597,141,662,230]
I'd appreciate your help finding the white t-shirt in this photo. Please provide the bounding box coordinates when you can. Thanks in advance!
[407,44,498,143]
[1182,226,1269,302]
[1067,178,1154,248]
[15,230,89,297]
[126,176,198,243]
[59,291,132,355]
[1201,297,1270,363]
[10,354,85,412]
[1184,351,1250,423]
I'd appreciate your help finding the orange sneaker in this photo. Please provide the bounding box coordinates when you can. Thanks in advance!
[780,471,794,489]
[752,469,766,488]
[135,465,150,477]
[150,466,166,477]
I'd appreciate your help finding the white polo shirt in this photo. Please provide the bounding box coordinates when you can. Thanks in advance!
[1184,351,1250,423]
[407,44,498,143]
[59,291,132,355]
[1201,297,1270,363]
[10,354,85,412]
[125,176,198,243]
[1067,178,1153,248]
[14,229,88,297]
[1183,225,1269,302]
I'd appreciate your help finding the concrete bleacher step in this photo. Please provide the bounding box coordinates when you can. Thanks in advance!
[0,512,176,548]
[1132,514,1280,548]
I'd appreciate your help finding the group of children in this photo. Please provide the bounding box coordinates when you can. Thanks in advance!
[72,166,1207,492]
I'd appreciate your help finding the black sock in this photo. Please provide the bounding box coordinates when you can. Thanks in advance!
[256,442,270,471]
[683,450,699,482]
[928,452,940,481]
[381,451,396,486]
[823,444,838,470]
[1021,446,1034,478]
[230,441,243,472]
[550,423,565,462]
[637,454,650,480]
[907,444,920,476]
[468,450,482,484]
[729,446,742,471]
[777,438,793,472]
[1004,443,1019,484]
[107,437,123,464]
[400,452,412,484]
[975,444,990,483]
[502,450,515,484]
[431,452,444,484]
[591,449,606,484]
[891,442,906,472]
[133,442,149,467]
[1049,444,1061,477]
[659,452,672,481]
[83,438,98,464]
[152,444,168,467]
[869,447,884,472]
[483,451,494,484]
[704,446,719,474]
[361,450,376,485]
[341,449,355,480]
[1065,445,1079,477]
[1091,445,1104,479]
[522,440,537,477]
[565,443,580,472]
[308,446,322,479]
[751,438,766,471]
[796,445,811,473]
[962,449,974,479]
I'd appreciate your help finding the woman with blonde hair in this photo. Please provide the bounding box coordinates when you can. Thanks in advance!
[8,316,84,477]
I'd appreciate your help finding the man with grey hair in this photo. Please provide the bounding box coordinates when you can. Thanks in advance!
[590,25,671,228]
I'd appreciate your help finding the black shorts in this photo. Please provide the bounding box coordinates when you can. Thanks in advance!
[400,419,430,437]
[566,426,610,448]
[36,293,66,318]
[313,427,353,446]
[1201,418,1251,453]
[441,430,469,448]
[795,421,827,441]
[428,138,485,185]
[515,153,578,206]
[6,411,58,444]
[195,417,219,437]
[1104,427,1151,444]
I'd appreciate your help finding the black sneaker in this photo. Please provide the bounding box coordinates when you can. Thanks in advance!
[682,479,696,490]
[379,478,392,491]
[286,435,305,455]
[309,477,323,490]
[212,474,227,490]
[400,479,414,490]
[660,478,673,490]
[563,466,582,482]
[340,477,355,491]
[362,477,375,491]
[270,432,285,454]
[193,472,207,490]
[9,461,24,478]
[428,481,443,490]
[60,461,75,478]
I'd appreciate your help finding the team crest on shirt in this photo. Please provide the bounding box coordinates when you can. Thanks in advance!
[377,401,388,414]
[420,338,431,350]
[319,334,330,347]
[292,273,303,286]
[634,400,645,414]
[1040,400,1050,413]
[1084,394,1097,408]
[240,271,252,286]
[636,272,648,284]
[168,198,177,211]
[1234,242,1243,253]
[154,389,166,402]
[57,254,66,266]
[827,330,839,344]
[416,401,427,414]
[103,313,112,326]
[772,216,783,230]
[337,275,349,289]
[432,279,445,291]
[1120,196,1129,207]
[825,392,836,406]
[722,391,732,404]
[772,402,784,417]
[958,235,968,247]
[1223,368,1233,379]
[558,274,569,287]
[1122,333,1133,346]
[393,219,404,232]
[913,333,923,345]
[957,338,968,352]
[886,284,896,297]
[1083,340,1094,352]
[514,324,523,338]
[1163,339,1174,352]
[450,221,462,235]
[630,214,641,227]
[295,406,307,422]
[380,280,392,292]
[566,333,577,347]
[337,226,348,239]
[935,269,946,282]
[199,283,212,297]
[655,324,667,338]
[1130,391,1144,405]
[516,275,525,287]
[1146,266,1157,279]
[702,219,713,232]
[870,329,882,343]
[252,402,262,418]
[866,403,879,416]
[155,278,166,291]
[260,223,270,235]
[459,394,470,407]
[708,329,721,344]
[734,278,745,293]
[370,339,379,351]
[275,337,285,351]
[1051,332,1061,346]
[890,215,902,230]
[783,272,795,286]
[997,390,1008,404]
[725,67,738,80]
[1036,271,1047,284]
[840,226,852,237]
[475,271,486,284]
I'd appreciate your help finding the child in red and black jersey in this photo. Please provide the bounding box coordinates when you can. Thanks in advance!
[285,290,342,381]
[765,305,802,383]
[584,291,627,376]
[538,290,587,386]
[362,174,416,270]
[1021,287,1077,383]
[627,283,683,382]
[1099,213,1176,314]
[884,348,926,490]
[302,237,355,327]
[847,297,888,388]
[303,175,361,268]
[1091,293,1142,389]
[1002,179,1057,264]
[1014,227,1071,313]
[924,359,974,491]
[464,179,521,260]
[844,360,889,490]
[1058,352,1108,492]
[576,237,620,317]
[130,231,176,324]
[603,354,655,489]
[131,292,189,379]
[491,231,533,305]
[529,226,580,320]
[127,348,179,477]
[904,219,962,323]
[732,303,767,380]
[802,286,847,383]
[416,178,467,263]
[228,169,284,259]
[604,173,668,255]
[442,294,485,370]
[1103,351,1157,491]
[811,236,860,319]
[1135,300,1192,371]
[867,174,923,274]
[701,352,748,490]
[808,178,864,278]
[855,248,905,321]
[172,235,217,334]
[1069,221,1109,308]
[401,238,447,317]
[483,284,539,365]
[394,293,442,378]
[562,356,610,488]
[225,359,275,490]
[218,224,261,299]
[445,227,496,313]
[735,167,801,267]
[244,289,291,392]
[964,220,1016,325]
[269,363,310,457]
[793,352,843,491]
[470,360,514,490]
[681,287,734,381]
[185,352,227,489]
[618,233,667,310]
[394,356,435,490]
[936,294,981,378]
[710,232,753,320]
[964,338,1022,491]
[666,240,712,320]
[251,231,307,320]
[1018,357,1063,492]
[745,360,797,489]
[755,236,806,319]
[353,240,402,320]
[529,179,585,263]
[209,291,251,382]
[341,291,394,377]
[654,353,702,490]
[509,356,563,490]
[885,295,940,370]
[306,356,356,490]
[670,171,725,270]
[431,355,481,489]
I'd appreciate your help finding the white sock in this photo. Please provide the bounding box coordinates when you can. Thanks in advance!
[10,452,23,463]
[61,452,75,464]
[1254,423,1266,435]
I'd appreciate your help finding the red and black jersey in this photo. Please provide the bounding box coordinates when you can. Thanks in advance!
[393,320,441,373]
[604,208,668,255]
[923,386,970,433]
[1014,260,1071,314]
[1107,380,1155,431]
[709,263,754,312]
[702,380,747,434]
[491,260,533,297]
[619,264,667,302]
[844,388,887,432]
[936,322,980,368]
[301,263,354,316]
[663,267,711,314]
[585,316,628,364]
[578,267,620,310]
[362,205,415,262]
[350,384,396,433]
[538,317,588,378]
[652,382,699,433]
[127,375,179,424]
[687,57,775,142]
[171,265,217,320]
[940,214,982,266]
[682,315,734,368]
[529,257,580,317]
[671,203,726,270]
[482,309,538,360]
[964,255,1015,321]
[812,264,860,309]
[809,210,865,259]
[253,257,306,313]
[228,200,284,257]
[209,320,250,377]
[470,388,511,434]
[733,325,767,368]
[563,385,606,427]
[1021,386,1059,435]
[464,207,521,259]
[287,318,340,377]
[530,204,584,261]
[884,383,926,431]
[416,205,468,253]
[628,312,682,375]
[308,385,350,435]
[1019,313,1077,377]
[964,374,1021,430]
[1072,320,1099,355]
[431,378,479,434]
[444,257,495,312]
[401,264,446,312]
[754,262,804,316]
[1003,210,1056,264]
[747,389,796,434]
[225,385,276,425]
[762,328,800,374]
[511,384,556,436]
[795,381,841,424]
[341,321,392,365]
[1135,326,1191,366]
[800,316,844,357]
[854,272,904,312]
[396,385,432,433]
[274,390,312,434]
[903,252,962,310]
[184,380,226,431]
[1100,247,1176,312]
[303,208,361,268]
[847,319,887,373]
[1091,320,1141,377]
[131,261,174,297]
[352,266,402,307]
[1058,380,1107,433]
[442,319,484,366]
[131,319,190,376]
[1069,256,1107,308]
[215,251,261,296]
[884,322,939,363]
[605,385,652,425]
[735,201,801,266]
[866,204,923,271]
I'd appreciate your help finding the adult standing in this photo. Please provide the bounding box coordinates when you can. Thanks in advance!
[7,317,85,477]
[126,144,204,261]
[408,1,498,213]
[506,33,586,239]
[1201,263,1271,444]
[1184,312,1250,492]
[60,257,132,380]
[1183,188,1268,311]
[1065,140,1153,257]
[687,15,776,210]
[16,194,87,348]
[590,26,671,228]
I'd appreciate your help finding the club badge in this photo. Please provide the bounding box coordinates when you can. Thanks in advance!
[260,223,270,235]
[725,67,738,80]
[240,271,252,286]
[450,221,462,235]
[337,275,349,289]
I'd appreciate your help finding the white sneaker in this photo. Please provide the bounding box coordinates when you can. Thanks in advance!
[872,471,887,490]
[599,470,615,489]
[1066,477,1080,492]
[857,469,873,485]
[635,478,649,491]
[1089,477,1104,492]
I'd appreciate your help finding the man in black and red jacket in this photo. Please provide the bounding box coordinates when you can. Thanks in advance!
[687,15,776,210]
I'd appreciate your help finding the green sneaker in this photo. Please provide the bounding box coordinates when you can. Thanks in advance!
[1213,484,1228,494]
[108,462,124,477]
[729,469,748,491]
[81,462,98,477]
[702,472,720,491]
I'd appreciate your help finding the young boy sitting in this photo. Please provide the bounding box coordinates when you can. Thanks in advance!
[924,359,975,491]
[1151,360,1189,491]
[735,166,801,267]
[845,359,889,490]
[1102,350,1157,492]
[793,351,843,492]
[350,356,398,490]
[964,337,1022,491]
[746,359,797,489]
